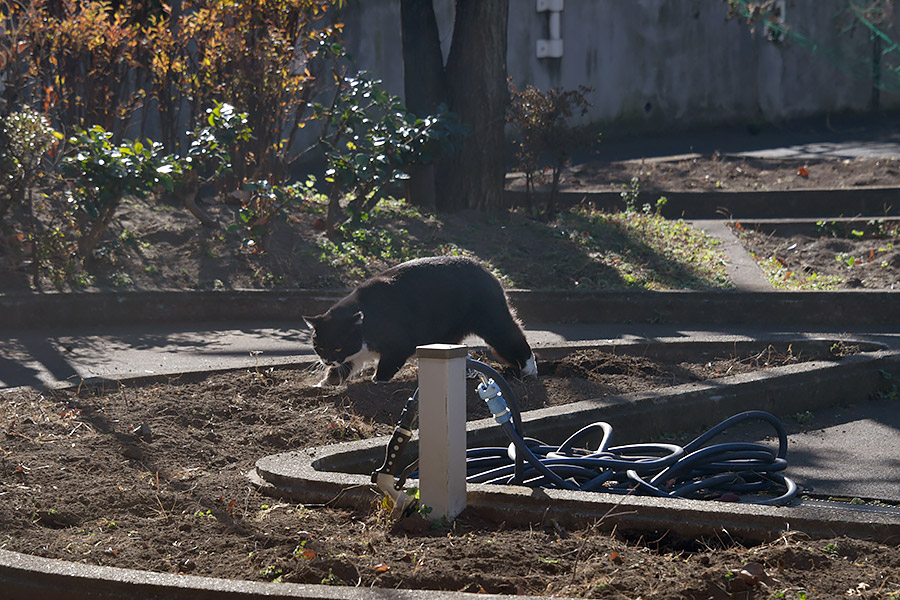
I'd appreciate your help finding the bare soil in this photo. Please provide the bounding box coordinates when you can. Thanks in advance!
[3,348,899,598]
[729,219,900,290]
[531,154,900,193]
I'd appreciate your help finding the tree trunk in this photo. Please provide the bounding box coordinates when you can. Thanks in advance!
[404,164,436,211]
[177,170,218,228]
[400,0,448,114]
[437,0,509,213]
[27,187,41,291]
[324,181,345,238]
[399,0,448,210]
[77,201,120,261]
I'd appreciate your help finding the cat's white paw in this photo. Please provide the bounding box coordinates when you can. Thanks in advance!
[521,354,538,378]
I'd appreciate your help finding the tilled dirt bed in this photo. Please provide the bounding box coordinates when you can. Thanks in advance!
[731,218,900,290]
[1,348,898,599]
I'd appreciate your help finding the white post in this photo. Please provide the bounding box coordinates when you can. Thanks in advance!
[536,0,564,58]
[416,344,467,521]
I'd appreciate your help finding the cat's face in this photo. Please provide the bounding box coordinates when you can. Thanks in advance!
[304,310,364,366]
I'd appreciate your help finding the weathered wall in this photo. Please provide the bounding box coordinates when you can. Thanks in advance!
[342,0,899,134]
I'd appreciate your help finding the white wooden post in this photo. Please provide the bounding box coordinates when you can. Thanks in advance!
[416,344,467,521]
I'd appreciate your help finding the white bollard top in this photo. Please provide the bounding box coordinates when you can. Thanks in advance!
[416,344,468,359]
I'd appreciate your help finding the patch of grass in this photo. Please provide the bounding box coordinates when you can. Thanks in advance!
[836,252,857,268]
[553,205,731,290]
[752,254,843,290]
[313,197,441,275]
[312,196,731,290]
[793,411,814,426]
[876,370,900,401]
[111,271,134,287]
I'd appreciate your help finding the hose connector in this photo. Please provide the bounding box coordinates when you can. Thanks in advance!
[477,378,511,425]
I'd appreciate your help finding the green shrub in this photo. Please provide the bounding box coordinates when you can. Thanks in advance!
[62,126,180,259]
[314,72,464,233]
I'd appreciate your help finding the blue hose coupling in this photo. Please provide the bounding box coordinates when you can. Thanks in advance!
[477,378,511,425]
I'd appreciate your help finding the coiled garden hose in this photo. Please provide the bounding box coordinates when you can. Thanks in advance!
[374,358,799,508]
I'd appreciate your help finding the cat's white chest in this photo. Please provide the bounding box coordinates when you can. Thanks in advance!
[345,343,380,378]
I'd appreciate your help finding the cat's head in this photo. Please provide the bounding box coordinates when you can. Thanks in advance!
[303,309,364,366]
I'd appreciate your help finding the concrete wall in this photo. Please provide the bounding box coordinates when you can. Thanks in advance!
[342,0,899,134]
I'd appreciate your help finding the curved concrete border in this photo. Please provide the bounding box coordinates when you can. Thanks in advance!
[0,548,570,600]
[253,348,900,544]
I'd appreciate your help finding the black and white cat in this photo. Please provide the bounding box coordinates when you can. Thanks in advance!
[304,256,537,385]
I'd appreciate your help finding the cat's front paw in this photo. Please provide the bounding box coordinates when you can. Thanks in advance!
[320,363,350,386]
[520,354,538,379]
[325,367,345,386]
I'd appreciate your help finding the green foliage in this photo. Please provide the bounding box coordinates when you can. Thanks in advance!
[317,195,423,247]
[184,102,252,183]
[835,252,856,268]
[793,410,814,426]
[164,0,343,181]
[64,126,177,208]
[64,127,178,211]
[315,72,464,227]
[620,177,641,213]
[0,107,61,289]
[815,220,844,237]
[259,564,282,580]
[228,180,305,251]
[816,218,900,240]
[62,125,180,259]
[867,218,900,239]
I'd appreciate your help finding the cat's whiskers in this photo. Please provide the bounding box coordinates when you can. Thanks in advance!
[307,345,380,387]
[306,361,331,388]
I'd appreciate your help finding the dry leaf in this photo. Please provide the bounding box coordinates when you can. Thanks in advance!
[737,562,778,588]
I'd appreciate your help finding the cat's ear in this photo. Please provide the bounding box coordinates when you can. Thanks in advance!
[352,311,364,326]
[303,315,323,330]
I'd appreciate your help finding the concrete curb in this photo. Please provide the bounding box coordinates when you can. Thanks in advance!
[2,289,899,330]
[505,186,900,219]
[0,549,577,600]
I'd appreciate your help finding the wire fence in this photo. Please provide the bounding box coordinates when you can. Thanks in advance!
[728,0,900,98]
